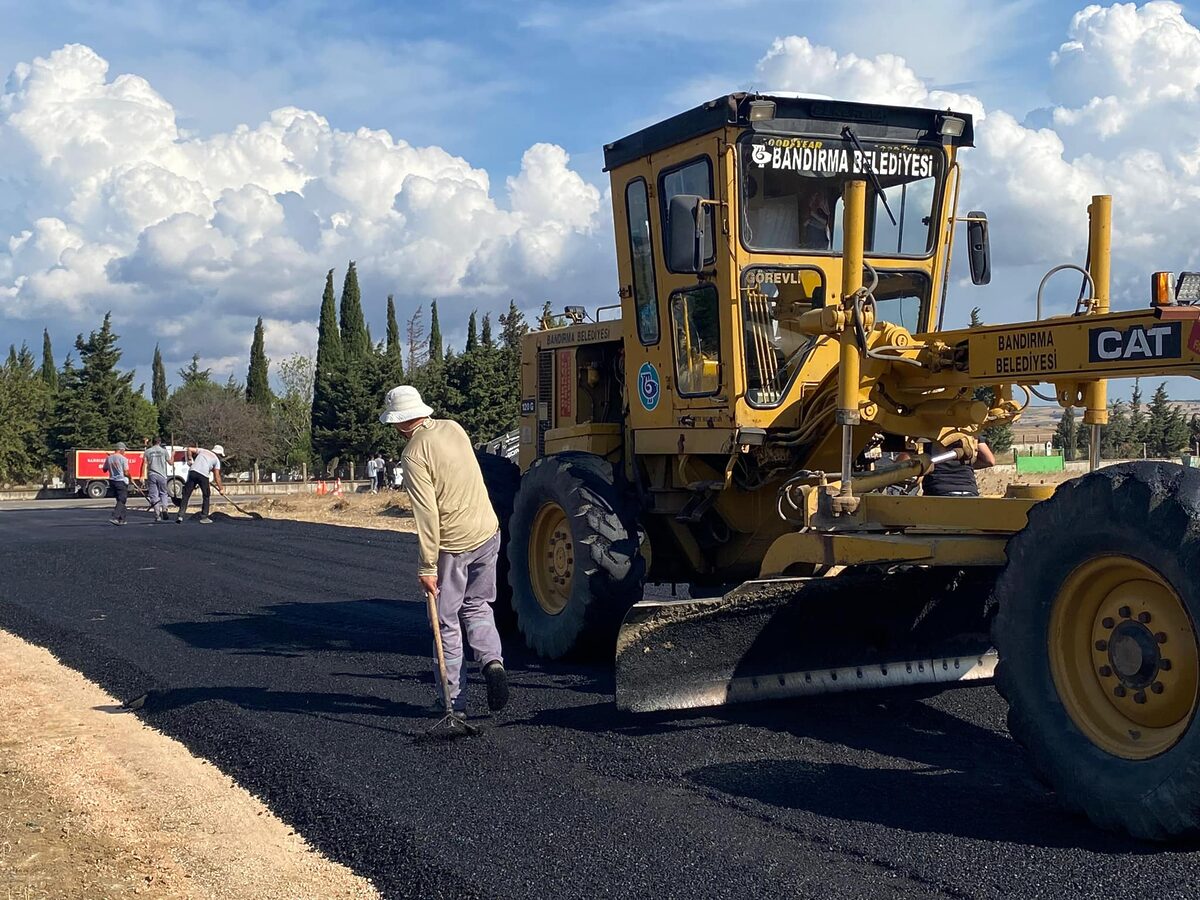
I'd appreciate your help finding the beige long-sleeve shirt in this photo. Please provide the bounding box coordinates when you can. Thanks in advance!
[401,418,499,576]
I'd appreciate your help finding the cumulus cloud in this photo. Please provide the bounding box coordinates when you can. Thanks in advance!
[755,3,1200,314]
[0,45,607,374]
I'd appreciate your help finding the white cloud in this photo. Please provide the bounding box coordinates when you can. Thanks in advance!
[754,4,1200,310]
[0,44,606,377]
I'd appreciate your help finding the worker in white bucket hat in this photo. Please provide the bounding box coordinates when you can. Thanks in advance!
[380,385,509,719]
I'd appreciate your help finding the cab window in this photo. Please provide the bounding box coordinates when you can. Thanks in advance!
[625,179,660,344]
[660,157,715,271]
[671,283,721,396]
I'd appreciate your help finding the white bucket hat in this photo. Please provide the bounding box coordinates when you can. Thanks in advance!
[380,385,433,424]
[212,444,226,457]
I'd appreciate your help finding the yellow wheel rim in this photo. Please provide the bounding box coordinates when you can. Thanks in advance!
[1050,556,1199,760]
[528,502,574,616]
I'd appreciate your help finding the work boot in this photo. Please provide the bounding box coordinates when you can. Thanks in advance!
[483,661,509,712]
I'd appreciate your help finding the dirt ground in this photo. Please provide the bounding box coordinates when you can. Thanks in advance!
[975,463,1079,496]
[0,630,378,900]
[246,491,416,532]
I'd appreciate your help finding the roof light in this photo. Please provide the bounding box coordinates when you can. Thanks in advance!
[1152,271,1174,306]
[748,100,777,122]
[938,114,966,137]
[1176,272,1200,304]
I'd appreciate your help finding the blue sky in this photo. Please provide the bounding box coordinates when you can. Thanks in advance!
[0,0,1091,186]
[3,0,1200,403]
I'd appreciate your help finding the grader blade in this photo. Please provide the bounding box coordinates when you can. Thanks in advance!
[615,569,997,713]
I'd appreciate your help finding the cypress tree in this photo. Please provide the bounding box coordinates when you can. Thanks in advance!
[465,311,478,353]
[429,300,443,363]
[1054,406,1078,461]
[383,294,404,385]
[246,317,271,409]
[339,261,370,360]
[312,269,344,463]
[151,346,168,409]
[481,313,494,348]
[40,330,57,390]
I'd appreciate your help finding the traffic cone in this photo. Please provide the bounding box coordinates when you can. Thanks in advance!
[317,480,326,496]
[334,477,344,497]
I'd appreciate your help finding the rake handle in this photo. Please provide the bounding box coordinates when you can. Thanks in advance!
[426,589,455,714]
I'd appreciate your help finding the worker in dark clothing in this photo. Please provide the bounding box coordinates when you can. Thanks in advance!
[922,440,996,496]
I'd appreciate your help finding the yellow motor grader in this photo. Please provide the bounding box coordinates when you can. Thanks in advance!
[477,93,1200,840]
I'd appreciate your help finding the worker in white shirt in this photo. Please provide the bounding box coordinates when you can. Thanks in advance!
[177,444,224,524]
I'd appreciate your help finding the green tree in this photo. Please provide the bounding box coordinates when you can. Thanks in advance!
[481,313,494,348]
[338,261,370,360]
[1053,406,1078,461]
[275,354,315,468]
[0,343,53,483]
[40,330,57,390]
[1188,413,1200,456]
[312,268,344,464]
[178,354,212,387]
[52,314,150,456]
[465,310,478,353]
[429,299,444,363]
[1146,382,1187,457]
[151,345,168,417]
[246,317,272,409]
[1129,379,1146,451]
[384,294,404,382]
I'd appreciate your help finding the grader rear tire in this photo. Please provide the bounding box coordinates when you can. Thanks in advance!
[993,462,1200,840]
[508,453,644,659]
[476,450,520,632]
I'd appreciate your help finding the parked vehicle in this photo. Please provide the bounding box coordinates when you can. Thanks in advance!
[67,446,191,500]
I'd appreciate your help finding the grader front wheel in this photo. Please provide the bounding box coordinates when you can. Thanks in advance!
[508,453,645,659]
[994,462,1200,840]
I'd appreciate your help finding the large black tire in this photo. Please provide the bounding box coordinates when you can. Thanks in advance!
[86,480,108,499]
[993,462,1200,840]
[476,450,521,632]
[509,453,645,658]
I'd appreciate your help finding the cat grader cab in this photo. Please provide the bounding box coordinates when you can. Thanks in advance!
[478,93,1200,840]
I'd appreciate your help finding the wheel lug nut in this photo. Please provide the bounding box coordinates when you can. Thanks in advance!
[1161,659,1173,671]
[1095,639,1108,651]
[1156,632,1168,644]
[1098,665,1113,677]
[1119,606,1132,618]
[1114,685,1127,697]
[1138,612,1152,624]
[1134,691,1147,704]
[1152,682,1165,694]
[1102,617,1115,629]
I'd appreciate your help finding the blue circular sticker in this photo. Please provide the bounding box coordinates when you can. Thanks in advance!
[637,362,660,411]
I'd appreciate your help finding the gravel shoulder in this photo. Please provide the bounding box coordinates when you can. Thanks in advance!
[0,628,378,899]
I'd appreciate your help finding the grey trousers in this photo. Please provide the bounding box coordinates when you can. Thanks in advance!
[147,472,170,512]
[434,531,503,710]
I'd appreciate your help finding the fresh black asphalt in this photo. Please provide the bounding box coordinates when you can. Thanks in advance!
[1,506,1198,900]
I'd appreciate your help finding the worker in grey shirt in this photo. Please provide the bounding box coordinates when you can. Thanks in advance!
[143,436,172,522]
[101,442,130,526]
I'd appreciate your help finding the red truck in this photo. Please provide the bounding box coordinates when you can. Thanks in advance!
[67,447,191,500]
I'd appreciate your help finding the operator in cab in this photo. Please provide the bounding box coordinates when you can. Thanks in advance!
[922,440,996,497]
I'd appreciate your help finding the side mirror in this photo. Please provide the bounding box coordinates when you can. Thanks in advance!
[967,210,991,285]
[668,194,707,274]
